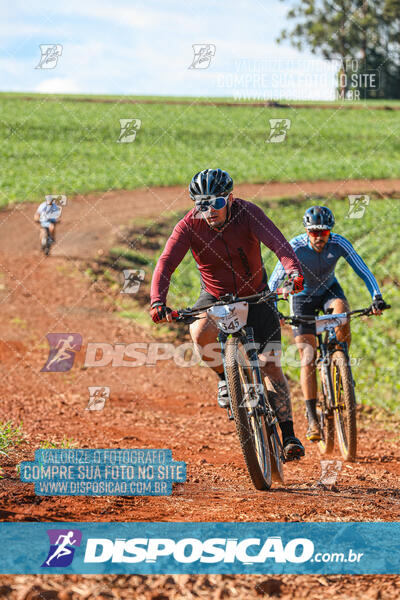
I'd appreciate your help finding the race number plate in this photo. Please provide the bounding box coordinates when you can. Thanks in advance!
[207,302,249,333]
[315,312,348,334]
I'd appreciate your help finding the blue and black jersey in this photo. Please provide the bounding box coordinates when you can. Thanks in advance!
[268,232,381,298]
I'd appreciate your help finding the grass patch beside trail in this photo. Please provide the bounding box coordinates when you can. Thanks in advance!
[1,93,400,207]
[39,437,78,449]
[96,197,398,415]
[0,421,24,457]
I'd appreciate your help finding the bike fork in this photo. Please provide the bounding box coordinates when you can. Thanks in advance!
[318,338,335,416]
[244,327,285,462]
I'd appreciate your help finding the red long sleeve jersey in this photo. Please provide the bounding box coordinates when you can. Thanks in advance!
[150,198,302,305]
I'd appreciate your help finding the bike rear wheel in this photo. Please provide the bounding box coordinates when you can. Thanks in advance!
[42,228,53,256]
[331,350,357,461]
[225,337,273,490]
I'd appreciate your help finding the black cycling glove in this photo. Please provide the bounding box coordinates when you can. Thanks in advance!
[371,295,386,312]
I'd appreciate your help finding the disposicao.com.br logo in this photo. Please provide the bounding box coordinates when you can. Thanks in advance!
[39,532,365,571]
[83,536,314,564]
[83,537,364,566]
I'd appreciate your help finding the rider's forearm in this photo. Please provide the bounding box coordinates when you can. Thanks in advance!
[348,255,381,298]
[337,236,381,298]
[268,261,286,292]
[150,222,190,304]
[150,258,176,305]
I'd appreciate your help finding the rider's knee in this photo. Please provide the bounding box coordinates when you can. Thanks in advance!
[189,319,213,347]
[297,343,316,366]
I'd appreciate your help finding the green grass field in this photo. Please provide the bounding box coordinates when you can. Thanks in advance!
[109,197,398,415]
[4,92,400,105]
[1,93,400,207]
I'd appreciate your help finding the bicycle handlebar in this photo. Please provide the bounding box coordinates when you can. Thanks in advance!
[280,302,391,326]
[171,289,280,323]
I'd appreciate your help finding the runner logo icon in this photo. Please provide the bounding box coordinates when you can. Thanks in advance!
[42,529,82,567]
[86,386,110,410]
[121,269,145,294]
[347,195,370,219]
[41,333,82,372]
[266,119,291,143]
[188,44,216,69]
[35,44,63,69]
[117,119,141,143]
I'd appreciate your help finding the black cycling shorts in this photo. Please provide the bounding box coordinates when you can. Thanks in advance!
[290,281,347,336]
[192,290,281,353]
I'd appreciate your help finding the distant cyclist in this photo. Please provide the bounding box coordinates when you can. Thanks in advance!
[150,168,306,460]
[34,196,62,253]
[269,205,386,442]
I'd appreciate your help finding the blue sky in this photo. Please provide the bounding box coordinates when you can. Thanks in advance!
[1,0,338,99]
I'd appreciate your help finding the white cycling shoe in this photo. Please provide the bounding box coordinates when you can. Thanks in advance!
[217,380,229,409]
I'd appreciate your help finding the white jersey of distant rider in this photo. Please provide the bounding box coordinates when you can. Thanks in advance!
[36,201,62,222]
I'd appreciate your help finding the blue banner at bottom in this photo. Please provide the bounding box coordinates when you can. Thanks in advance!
[0,522,398,574]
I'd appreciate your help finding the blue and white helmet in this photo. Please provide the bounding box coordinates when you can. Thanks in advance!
[303,206,335,230]
[189,169,233,200]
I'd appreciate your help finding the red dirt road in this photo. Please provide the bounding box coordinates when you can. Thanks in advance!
[1,177,399,259]
[0,181,399,598]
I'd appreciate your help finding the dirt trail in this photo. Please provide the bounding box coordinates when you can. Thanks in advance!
[0,180,399,597]
[1,178,399,259]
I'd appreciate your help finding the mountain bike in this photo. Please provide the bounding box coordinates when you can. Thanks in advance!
[280,302,390,462]
[172,290,291,491]
[39,219,60,256]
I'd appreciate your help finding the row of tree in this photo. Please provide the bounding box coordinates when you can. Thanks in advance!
[278,0,400,99]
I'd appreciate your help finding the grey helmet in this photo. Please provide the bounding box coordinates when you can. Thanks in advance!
[303,206,335,230]
[189,169,233,200]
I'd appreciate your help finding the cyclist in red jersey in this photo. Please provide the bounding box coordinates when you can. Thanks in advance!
[150,169,305,460]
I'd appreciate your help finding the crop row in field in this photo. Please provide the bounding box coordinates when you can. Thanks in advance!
[1,94,400,206]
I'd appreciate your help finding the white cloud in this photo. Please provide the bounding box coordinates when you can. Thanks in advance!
[34,77,80,93]
[0,23,51,37]
[50,0,195,31]
[0,1,337,99]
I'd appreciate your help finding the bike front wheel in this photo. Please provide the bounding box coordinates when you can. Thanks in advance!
[317,363,335,455]
[268,426,284,483]
[331,350,357,461]
[225,337,273,490]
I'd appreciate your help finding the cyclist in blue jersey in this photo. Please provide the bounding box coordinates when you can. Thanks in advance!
[269,206,387,442]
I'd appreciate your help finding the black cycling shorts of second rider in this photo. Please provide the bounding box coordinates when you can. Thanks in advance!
[290,281,347,336]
